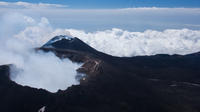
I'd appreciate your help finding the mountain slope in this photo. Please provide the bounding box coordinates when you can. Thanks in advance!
[0,35,200,112]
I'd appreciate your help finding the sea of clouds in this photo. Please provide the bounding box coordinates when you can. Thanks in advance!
[9,13,200,57]
[68,28,200,57]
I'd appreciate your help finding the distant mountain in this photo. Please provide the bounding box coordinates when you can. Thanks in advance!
[1,35,200,112]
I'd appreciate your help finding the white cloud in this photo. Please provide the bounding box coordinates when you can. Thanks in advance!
[120,7,200,11]
[66,28,200,57]
[0,1,67,9]
[14,17,72,47]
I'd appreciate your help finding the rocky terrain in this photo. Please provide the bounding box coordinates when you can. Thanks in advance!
[1,35,200,112]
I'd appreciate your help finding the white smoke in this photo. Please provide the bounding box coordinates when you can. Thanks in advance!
[9,51,81,93]
[0,13,81,93]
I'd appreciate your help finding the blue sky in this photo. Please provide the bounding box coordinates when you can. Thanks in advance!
[0,0,200,32]
[1,0,200,8]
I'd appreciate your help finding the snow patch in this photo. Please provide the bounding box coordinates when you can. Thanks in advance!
[43,35,74,47]
[38,106,46,112]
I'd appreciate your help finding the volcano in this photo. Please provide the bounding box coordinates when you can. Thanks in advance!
[1,35,200,112]
[43,35,100,55]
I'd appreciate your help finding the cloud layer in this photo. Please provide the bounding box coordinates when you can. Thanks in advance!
[0,1,67,9]
[68,28,200,56]
[12,16,200,57]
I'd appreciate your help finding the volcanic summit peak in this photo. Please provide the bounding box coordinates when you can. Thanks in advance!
[49,35,74,43]
[43,35,74,47]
